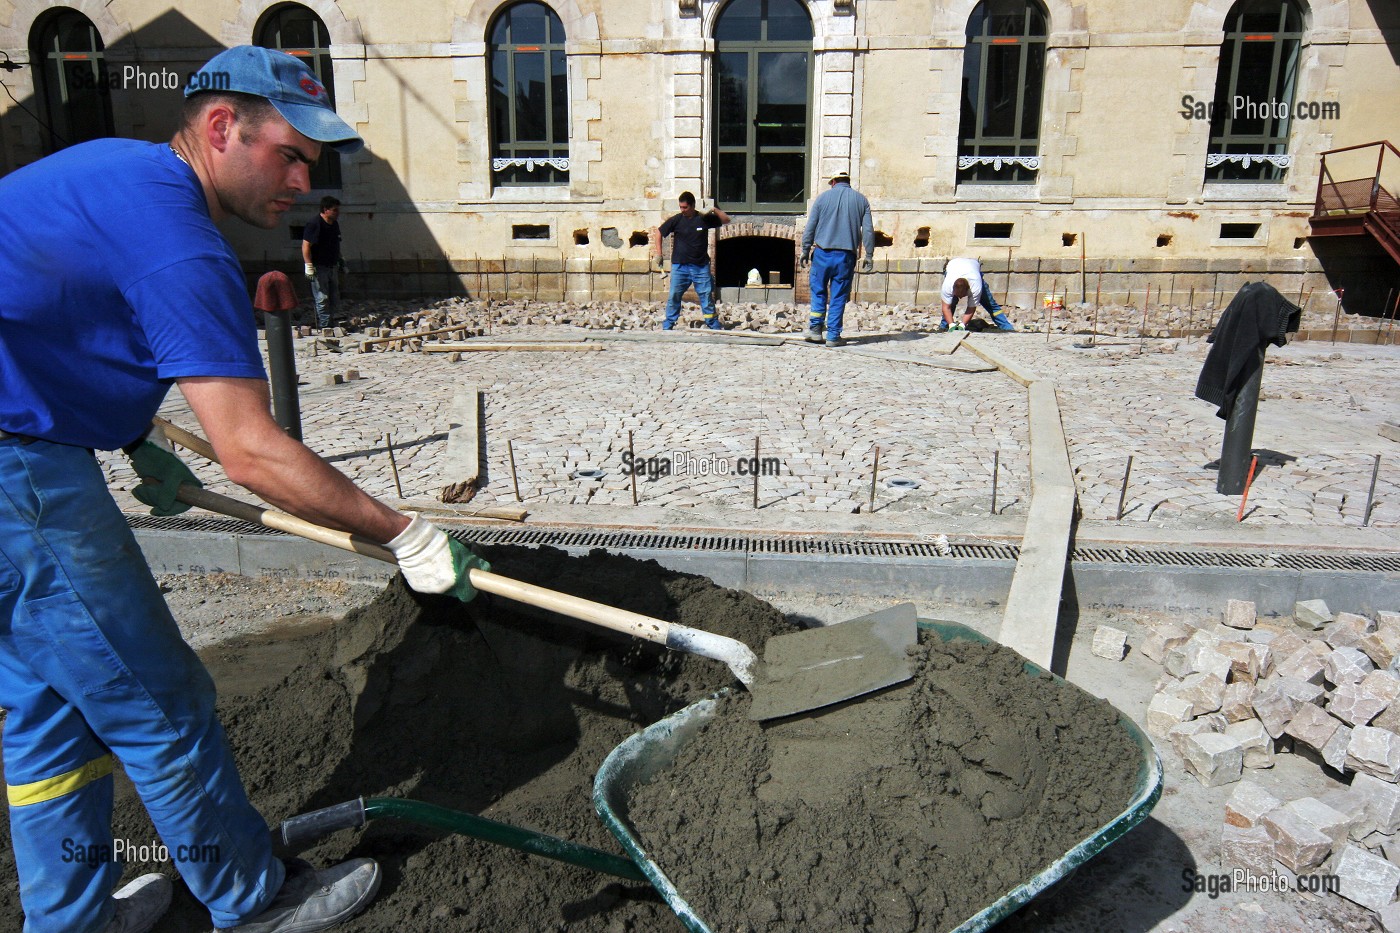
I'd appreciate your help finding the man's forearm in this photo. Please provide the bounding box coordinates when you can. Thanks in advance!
[301,242,313,264]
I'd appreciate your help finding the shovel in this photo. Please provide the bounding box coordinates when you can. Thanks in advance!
[147,427,917,719]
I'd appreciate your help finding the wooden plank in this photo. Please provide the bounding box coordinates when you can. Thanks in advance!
[423,343,604,353]
[440,387,483,504]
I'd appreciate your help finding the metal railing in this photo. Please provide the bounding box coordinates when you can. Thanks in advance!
[1312,140,1400,218]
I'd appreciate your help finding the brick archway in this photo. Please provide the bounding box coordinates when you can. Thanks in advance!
[716,221,808,301]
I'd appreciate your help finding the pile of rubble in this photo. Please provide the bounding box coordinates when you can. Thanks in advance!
[1137,599,1400,924]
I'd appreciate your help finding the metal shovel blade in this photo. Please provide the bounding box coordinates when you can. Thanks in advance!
[748,602,919,721]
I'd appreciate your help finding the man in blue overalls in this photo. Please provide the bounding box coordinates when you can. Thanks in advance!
[0,46,487,933]
[799,172,874,348]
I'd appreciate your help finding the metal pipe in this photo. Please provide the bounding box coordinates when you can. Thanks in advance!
[263,308,303,440]
[1218,346,1266,495]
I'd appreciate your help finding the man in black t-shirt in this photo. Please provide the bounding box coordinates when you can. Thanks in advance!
[301,195,344,329]
[653,191,730,330]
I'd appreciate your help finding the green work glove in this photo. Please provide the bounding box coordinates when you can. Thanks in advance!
[128,440,201,516]
[387,514,491,603]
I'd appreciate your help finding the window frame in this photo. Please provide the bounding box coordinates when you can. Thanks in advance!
[956,0,1048,186]
[30,9,115,154]
[256,3,342,190]
[488,1,570,188]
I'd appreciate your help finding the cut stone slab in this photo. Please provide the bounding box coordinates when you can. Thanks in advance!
[1348,726,1400,782]
[1167,672,1228,716]
[1379,611,1400,638]
[1334,844,1400,912]
[1296,599,1334,630]
[1319,789,1370,841]
[1225,781,1282,829]
[1326,646,1376,687]
[1168,714,1227,759]
[1226,718,1274,769]
[1355,773,1400,835]
[1091,625,1127,660]
[1331,679,1393,727]
[1322,723,1353,773]
[1268,631,1309,661]
[1365,669,1400,705]
[1165,642,1231,682]
[1285,797,1355,855]
[1182,732,1243,788]
[1221,682,1257,722]
[1286,703,1343,753]
[1263,807,1334,872]
[1361,628,1400,669]
[1140,621,1192,663]
[1218,641,1270,683]
[1277,677,1327,708]
[1221,823,1275,876]
[1276,648,1327,686]
[1224,598,1257,630]
[1146,692,1194,739]
[1253,680,1305,738]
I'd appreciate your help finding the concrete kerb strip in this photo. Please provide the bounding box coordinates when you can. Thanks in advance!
[439,387,483,503]
[961,335,1077,671]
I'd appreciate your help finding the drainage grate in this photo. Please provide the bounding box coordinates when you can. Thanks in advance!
[128,515,1400,573]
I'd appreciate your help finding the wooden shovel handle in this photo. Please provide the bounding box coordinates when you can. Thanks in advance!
[172,485,670,646]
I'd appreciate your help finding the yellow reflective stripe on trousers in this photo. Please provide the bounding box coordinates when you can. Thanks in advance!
[7,755,114,807]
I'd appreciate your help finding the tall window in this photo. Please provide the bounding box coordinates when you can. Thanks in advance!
[712,0,812,212]
[257,4,341,188]
[489,2,569,187]
[1205,0,1304,183]
[30,9,114,153]
[957,0,1047,185]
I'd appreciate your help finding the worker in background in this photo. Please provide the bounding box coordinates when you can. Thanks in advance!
[799,171,874,348]
[653,191,731,330]
[939,257,1016,331]
[0,46,488,933]
[301,194,347,330]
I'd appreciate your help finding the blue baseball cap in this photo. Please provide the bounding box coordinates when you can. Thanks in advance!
[185,45,363,154]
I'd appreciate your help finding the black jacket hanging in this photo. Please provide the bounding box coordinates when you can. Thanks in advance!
[1195,282,1302,419]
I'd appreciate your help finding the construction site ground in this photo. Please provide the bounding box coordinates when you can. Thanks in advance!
[116,304,1400,932]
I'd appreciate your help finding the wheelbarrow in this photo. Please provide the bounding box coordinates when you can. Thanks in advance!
[592,617,1164,933]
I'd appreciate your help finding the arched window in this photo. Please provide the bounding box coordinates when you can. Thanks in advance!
[489,2,569,186]
[957,0,1047,185]
[1205,0,1304,183]
[257,4,341,189]
[30,9,114,153]
[712,0,812,212]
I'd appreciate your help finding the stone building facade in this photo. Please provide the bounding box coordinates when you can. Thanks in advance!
[1,0,1396,311]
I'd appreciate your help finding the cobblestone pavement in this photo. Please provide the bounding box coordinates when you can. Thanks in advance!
[101,318,1398,536]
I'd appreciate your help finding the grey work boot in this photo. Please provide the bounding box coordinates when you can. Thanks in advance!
[804,326,823,343]
[230,859,381,933]
[103,873,172,933]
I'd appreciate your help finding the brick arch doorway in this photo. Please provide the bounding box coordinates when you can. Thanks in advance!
[715,226,804,297]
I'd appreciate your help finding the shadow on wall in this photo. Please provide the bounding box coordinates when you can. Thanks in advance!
[1310,236,1399,318]
[0,8,459,303]
[1367,0,1400,67]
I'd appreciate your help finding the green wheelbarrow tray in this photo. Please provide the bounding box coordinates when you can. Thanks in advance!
[593,617,1164,933]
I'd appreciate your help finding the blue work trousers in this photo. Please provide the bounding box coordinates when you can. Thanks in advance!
[664,263,721,330]
[808,247,857,340]
[0,439,283,932]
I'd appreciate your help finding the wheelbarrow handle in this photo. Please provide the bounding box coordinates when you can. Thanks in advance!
[278,797,646,882]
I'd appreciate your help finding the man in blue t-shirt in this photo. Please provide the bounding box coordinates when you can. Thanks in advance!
[653,191,731,330]
[301,195,344,329]
[0,47,488,933]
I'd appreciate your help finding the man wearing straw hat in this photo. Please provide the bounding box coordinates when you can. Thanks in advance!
[799,171,874,348]
[0,46,488,933]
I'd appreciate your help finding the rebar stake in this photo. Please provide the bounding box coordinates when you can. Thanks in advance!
[1116,455,1134,521]
[1236,455,1260,523]
[869,445,880,513]
[507,439,522,503]
[385,433,404,499]
[627,432,637,506]
[991,450,1000,515]
[752,436,760,510]
[1364,454,1381,527]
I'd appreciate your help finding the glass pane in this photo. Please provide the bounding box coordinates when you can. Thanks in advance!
[509,3,549,45]
[755,151,805,204]
[959,43,982,142]
[765,0,812,41]
[551,49,568,145]
[1019,43,1044,141]
[547,9,565,44]
[715,0,761,42]
[981,44,1022,139]
[513,52,546,142]
[1230,40,1277,137]
[756,52,807,147]
[1237,0,1288,34]
[716,151,747,204]
[491,13,510,46]
[970,0,1046,38]
[271,11,319,50]
[716,52,749,147]
[56,17,95,50]
[490,53,511,144]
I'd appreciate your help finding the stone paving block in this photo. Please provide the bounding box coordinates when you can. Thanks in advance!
[1361,628,1400,669]
[1262,807,1334,872]
[1286,703,1343,752]
[1218,641,1272,683]
[1225,781,1282,828]
[1349,727,1400,782]
[1165,642,1233,682]
[1378,611,1400,638]
[1356,773,1400,835]
[1268,631,1309,661]
[1380,901,1400,933]
[1225,598,1257,630]
[1221,824,1275,876]
[1140,621,1191,663]
[1167,672,1228,716]
[1182,732,1244,788]
[1319,789,1370,840]
[1276,648,1327,686]
[1091,625,1127,660]
[1253,681,1305,738]
[1322,723,1353,773]
[1277,677,1327,708]
[1326,647,1376,687]
[1366,670,1400,705]
[1286,797,1356,855]
[1378,704,1400,735]
[1296,599,1334,630]
[1334,844,1400,912]
[1168,717,1226,758]
[1221,682,1257,722]
[1331,680,1393,727]
[1146,692,1194,739]
[1226,718,1275,769]
[1327,612,1376,649]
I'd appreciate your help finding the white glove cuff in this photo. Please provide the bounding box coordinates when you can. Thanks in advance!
[386,514,454,594]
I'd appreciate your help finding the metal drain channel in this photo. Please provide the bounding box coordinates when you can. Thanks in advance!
[127,515,1400,573]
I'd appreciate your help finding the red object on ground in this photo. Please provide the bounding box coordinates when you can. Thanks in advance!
[1236,455,1260,522]
[254,270,299,314]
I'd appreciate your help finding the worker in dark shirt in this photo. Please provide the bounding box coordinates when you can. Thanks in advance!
[301,195,344,329]
[653,191,731,330]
